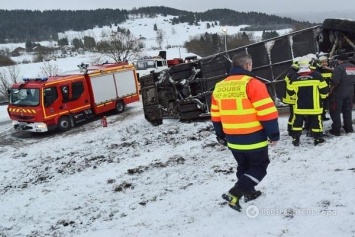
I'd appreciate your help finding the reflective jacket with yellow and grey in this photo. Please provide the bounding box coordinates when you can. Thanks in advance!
[287,71,329,115]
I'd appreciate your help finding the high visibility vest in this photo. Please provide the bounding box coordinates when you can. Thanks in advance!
[289,72,329,115]
[211,75,277,135]
[282,75,296,105]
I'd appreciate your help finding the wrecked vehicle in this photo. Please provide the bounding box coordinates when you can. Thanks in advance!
[139,18,355,125]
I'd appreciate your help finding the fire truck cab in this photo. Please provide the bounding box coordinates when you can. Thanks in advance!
[7,62,140,132]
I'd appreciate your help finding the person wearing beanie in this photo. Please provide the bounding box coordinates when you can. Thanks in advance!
[328,53,355,136]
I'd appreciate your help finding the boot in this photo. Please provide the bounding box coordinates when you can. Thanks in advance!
[222,187,243,212]
[292,138,300,146]
[244,190,262,202]
[314,137,325,146]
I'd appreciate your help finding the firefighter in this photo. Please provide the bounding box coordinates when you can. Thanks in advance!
[317,55,333,121]
[282,58,299,136]
[211,52,280,212]
[288,56,329,146]
[328,53,355,136]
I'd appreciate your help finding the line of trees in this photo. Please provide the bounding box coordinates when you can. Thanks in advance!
[171,9,314,28]
[0,9,128,43]
[0,7,313,43]
[184,32,255,57]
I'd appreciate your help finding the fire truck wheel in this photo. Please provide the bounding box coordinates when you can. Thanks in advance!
[57,116,71,132]
[115,100,126,113]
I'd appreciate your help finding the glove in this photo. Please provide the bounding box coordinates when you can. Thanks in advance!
[216,136,227,146]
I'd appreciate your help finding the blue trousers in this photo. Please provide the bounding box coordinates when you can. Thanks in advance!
[231,149,270,194]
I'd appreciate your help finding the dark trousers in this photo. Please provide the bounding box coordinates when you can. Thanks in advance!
[292,114,323,139]
[231,149,270,194]
[329,96,353,132]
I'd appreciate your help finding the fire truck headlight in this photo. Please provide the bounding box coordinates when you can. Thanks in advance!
[35,124,46,129]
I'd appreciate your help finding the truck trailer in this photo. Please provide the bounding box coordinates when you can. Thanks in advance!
[7,62,140,132]
[139,18,355,125]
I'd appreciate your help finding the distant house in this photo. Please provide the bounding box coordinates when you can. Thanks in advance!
[33,45,52,54]
[11,47,27,56]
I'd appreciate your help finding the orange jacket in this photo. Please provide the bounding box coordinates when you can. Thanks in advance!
[211,71,279,151]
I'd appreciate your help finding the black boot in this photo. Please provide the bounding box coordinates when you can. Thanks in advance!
[314,137,325,146]
[244,190,262,202]
[292,138,300,146]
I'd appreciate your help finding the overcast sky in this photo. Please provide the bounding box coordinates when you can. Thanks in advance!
[1,0,354,23]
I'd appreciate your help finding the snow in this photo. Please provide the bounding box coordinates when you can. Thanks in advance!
[0,14,292,78]
[1,101,355,236]
[1,14,354,237]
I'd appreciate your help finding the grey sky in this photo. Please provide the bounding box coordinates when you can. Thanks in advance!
[1,0,354,23]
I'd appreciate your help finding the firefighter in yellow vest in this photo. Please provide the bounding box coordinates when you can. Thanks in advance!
[211,52,280,212]
[288,56,329,146]
[316,55,333,121]
[282,58,299,136]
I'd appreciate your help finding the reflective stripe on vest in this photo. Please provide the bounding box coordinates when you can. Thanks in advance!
[212,75,263,134]
[227,140,269,150]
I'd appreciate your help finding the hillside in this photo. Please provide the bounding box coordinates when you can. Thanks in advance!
[0,12,292,79]
[0,7,312,43]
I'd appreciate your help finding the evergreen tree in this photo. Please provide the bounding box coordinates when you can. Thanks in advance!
[58,38,69,46]
[83,36,96,50]
[72,38,84,49]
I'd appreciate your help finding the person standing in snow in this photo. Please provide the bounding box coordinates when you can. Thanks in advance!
[288,56,329,146]
[210,52,280,212]
[316,55,333,121]
[282,58,299,136]
[328,53,355,135]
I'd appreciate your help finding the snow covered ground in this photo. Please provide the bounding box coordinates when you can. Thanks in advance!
[0,101,355,237]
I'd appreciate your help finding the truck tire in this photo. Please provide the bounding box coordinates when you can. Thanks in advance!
[57,116,71,132]
[169,63,194,81]
[169,63,193,74]
[115,100,126,113]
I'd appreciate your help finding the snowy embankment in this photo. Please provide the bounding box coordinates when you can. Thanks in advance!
[0,101,354,237]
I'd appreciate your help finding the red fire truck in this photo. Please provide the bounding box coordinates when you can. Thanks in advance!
[7,62,140,132]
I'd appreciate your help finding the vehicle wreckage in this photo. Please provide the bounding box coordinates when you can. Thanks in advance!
[139,18,355,125]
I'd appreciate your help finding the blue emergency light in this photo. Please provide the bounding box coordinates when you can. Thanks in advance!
[22,77,48,82]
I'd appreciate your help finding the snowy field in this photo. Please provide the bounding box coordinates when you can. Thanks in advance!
[1,100,355,236]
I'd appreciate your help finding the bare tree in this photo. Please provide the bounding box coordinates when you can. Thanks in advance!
[96,30,141,62]
[0,70,11,101]
[7,65,21,84]
[156,29,165,49]
[39,61,60,77]
[0,65,21,101]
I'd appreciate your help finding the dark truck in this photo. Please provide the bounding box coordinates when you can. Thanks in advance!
[139,19,355,125]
